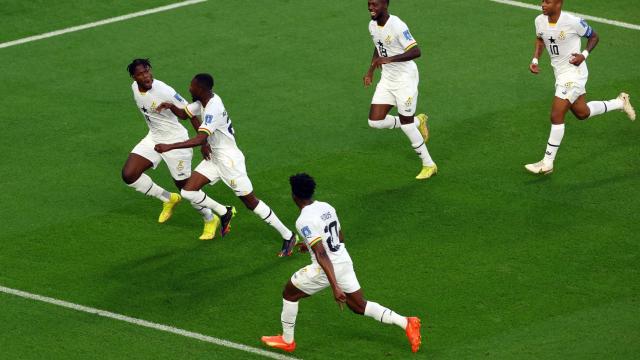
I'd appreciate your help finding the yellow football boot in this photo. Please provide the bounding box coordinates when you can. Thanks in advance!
[416,164,438,180]
[199,216,220,240]
[158,193,181,223]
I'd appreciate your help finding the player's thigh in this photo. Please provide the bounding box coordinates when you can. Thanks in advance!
[393,81,419,119]
[129,137,162,170]
[370,80,396,120]
[190,160,221,189]
[550,96,573,124]
[219,155,254,197]
[569,94,590,120]
[161,147,193,181]
[335,262,361,294]
[183,170,212,191]
[283,280,310,302]
[290,264,329,296]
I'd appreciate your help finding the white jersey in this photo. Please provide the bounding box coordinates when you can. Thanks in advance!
[535,12,592,83]
[185,94,244,163]
[131,79,189,142]
[296,201,352,266]
[369,15,418,82]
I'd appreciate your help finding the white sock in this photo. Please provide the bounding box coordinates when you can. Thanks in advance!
[181,189,227,216]
[191,203,214,221]
[544,123,565,164]
[400,123,435,166]
[368,115,419,129]
[253,201,293,239]
[281,299,298,343]
[587,99,624,118]
[128,173,170,202]
[364,301,408,330]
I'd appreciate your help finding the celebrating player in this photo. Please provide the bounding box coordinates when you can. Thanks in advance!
[525,0,635,174]
[261,173,422,353]
[122,59,219,240]
[155,73,298,256]
[364,0,437,180]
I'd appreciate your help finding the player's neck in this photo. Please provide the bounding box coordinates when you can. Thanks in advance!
[297,199,314,210]
[199,93,213,107]
[376,13,390,27]
[547,11,561,23]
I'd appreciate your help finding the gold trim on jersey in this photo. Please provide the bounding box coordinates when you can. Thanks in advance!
[405,42,418,51]
[185,106,194,118]
[308,237,322,247]
[198,128,212,136]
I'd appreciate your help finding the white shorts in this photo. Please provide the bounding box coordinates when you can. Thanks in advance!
[372,75,419,116]
[290,262,361,295]
[194,153,253,196]
[131,136,192,181]
[555,81,587,104]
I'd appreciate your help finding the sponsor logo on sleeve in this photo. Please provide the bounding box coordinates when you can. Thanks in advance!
[205,114,213,124]
[174,93,185,102]
[403,29,413,41]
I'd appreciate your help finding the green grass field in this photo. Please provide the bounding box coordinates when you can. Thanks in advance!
[1,0,639,359]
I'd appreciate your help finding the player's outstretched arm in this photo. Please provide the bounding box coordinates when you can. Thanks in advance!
[311,243,346,308]
[364,47,379,87]
[570,29,599,66]
[372,45,421,69]
[156,102,190,120]
[530,38,544,74]
[154,132,208,153]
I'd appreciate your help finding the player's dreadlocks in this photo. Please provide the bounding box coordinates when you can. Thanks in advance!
[194,73,215,90]
[290,173,316,200]
[127,58,151,76]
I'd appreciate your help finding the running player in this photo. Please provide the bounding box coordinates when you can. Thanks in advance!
[122,59,219,240]
[155,73,298,256]
[261,173,422,353]
[525,0,635,174]
[364,0,437,180]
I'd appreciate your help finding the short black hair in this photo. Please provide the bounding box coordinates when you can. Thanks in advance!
[290,173,316,200]
[193,73,214,90]
[127,58,151,76]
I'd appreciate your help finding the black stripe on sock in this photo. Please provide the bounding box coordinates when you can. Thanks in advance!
[195,193,207,204]
[603,101,608,113]
[380,309,389,323]
[281,321,296,325]
[413,141,425,150]
[394,117,398,128]
[262,209,273,221]
[144,184,154,195]
[547,142,560,148]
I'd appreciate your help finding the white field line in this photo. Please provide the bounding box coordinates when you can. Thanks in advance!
[0,0,208,49]
[490,0,640,31]
[0,285,301,360]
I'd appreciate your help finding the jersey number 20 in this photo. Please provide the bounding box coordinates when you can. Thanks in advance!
[324,221,341,252]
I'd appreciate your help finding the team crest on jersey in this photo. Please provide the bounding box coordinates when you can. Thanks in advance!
[205,114,213,124]
[559,31,566,40]
[177,160,184,171]
[403,30,413,41]
[151,101,157,111]
[230,179,237,189]
[301,226,312,238]
[385,35,392,45]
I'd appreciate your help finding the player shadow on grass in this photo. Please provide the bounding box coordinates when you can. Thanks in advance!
[101,246,291,312]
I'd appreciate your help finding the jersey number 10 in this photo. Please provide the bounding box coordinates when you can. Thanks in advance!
[549,44,559,56]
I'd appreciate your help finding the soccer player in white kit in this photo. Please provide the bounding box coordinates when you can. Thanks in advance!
[525,0,636,175]
[122,59,218,240]
[261,173,422,353]
[364,0,437,180]
[155,74,298,256]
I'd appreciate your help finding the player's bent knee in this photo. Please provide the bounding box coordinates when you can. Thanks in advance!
[121,169,140,185]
